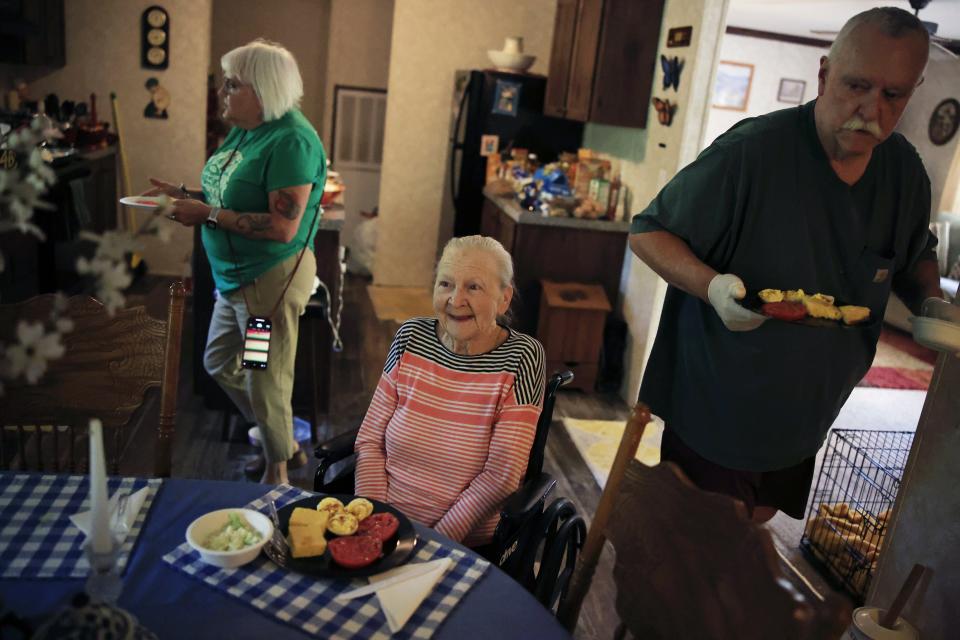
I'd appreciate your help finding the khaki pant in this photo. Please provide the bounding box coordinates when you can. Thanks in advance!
[204,250,316,463]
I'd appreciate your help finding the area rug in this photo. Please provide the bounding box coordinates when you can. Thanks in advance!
[561,416,664,488]
[367,285,434,323]
[858,327,937,390]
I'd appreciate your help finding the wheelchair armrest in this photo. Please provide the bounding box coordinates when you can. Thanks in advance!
[314,427,360,463]
[500,472,558,522]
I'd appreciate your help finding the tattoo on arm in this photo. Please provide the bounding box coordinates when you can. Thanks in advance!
[273,189,302,221]
[235,213,274,237]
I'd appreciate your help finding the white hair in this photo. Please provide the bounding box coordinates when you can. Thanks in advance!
[828,7,930,60]
[221,39,303,121]
[438,235,515,290]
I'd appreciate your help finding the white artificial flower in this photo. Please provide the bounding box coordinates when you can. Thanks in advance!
[28,149,57,185]
[4,320,66,384]
[96,287,127,315]
[98,258,134,291]
[155,221,174,243]
[76,253,132,314]
[155,194,174,218]
[80,230,142,262]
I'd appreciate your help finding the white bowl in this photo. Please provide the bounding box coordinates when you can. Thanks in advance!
[487,50,536,72]
[910,316,960,356]
[185,508,273,568]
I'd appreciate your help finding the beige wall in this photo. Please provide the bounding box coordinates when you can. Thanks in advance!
[14,0,212,275]
[210,0,331,130]
[584,0,729,404]
[895,51,960,216]
[373,0,557,287]
[703,34,825,148]
[322,0,394,144]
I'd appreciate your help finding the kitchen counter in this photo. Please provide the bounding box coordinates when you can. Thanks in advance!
[481,190,630,336]
[319,203,345,231]
[482,186,631,233]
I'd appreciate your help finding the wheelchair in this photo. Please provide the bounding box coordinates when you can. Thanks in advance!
[313,370,586,613]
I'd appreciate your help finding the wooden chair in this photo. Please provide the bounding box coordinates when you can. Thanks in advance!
[0,282,185,476]
[559,402,851,639]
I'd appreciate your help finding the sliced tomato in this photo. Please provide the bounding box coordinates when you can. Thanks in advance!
[328,535,383,569]
[357,512,400,543]
[761,301,807,322]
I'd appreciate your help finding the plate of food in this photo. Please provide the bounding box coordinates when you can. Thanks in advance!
[264,494,418,578]
[744,288,874,328]
[119,196,166,209]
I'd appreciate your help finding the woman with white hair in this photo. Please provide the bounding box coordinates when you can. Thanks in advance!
[147,39,325,484]
[355,236,546,547]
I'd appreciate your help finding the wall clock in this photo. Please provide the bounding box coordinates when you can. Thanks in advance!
[929,98,959,146]
[142,6,170,70]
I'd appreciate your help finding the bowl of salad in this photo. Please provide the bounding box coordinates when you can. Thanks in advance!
[185,508,273,568]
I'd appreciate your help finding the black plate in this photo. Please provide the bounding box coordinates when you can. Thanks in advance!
[743,292,876,329]
[265,494,418,578]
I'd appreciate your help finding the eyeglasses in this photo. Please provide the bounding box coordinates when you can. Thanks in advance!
[221,78,244,93]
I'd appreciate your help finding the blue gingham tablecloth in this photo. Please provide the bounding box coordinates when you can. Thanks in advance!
[0,473,162,578]
[163,484,490,640]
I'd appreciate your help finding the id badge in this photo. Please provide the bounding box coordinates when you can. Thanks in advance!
[242,316,271,370]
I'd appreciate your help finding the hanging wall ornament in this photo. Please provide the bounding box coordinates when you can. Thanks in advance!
[667,26,693,48]
[142,6,170,70]
[144,77,171,119]
[928,98,959,146]
[661,56,684,92]
[652,97,677,127]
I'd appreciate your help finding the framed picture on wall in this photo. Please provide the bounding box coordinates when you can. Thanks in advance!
[712,61,754,111]
[778,78,806,104]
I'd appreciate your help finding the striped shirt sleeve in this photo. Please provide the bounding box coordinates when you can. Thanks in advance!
[433,339,546,542]
[354,322,412,500]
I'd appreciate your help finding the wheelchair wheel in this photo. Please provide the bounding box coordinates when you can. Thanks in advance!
[532,498,586,612]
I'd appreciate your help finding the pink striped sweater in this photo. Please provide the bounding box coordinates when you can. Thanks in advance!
[355,317,545,546]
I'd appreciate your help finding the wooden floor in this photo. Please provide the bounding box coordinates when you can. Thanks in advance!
[140,272,839,640]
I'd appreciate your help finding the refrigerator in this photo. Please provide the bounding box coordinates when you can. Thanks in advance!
[448,70,584,237]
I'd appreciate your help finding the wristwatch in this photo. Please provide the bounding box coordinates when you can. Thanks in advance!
[178,182,190,198]
[206,206,221,230]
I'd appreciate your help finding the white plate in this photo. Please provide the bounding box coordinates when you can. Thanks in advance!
[119,196,165,209]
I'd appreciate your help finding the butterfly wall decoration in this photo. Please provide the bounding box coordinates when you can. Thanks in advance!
[652,97,677,126]
[661,55,684,92]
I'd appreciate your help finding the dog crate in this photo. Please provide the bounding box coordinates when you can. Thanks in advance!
[799,429,914,602]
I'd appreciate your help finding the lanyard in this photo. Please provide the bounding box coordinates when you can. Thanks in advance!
[216,130,319,318]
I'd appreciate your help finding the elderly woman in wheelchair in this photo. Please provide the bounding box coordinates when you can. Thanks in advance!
[353,235,545,547]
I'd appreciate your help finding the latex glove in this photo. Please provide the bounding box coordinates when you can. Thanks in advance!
[707,273,767,331]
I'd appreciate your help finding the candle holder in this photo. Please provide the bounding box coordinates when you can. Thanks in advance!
[85,540,123,604]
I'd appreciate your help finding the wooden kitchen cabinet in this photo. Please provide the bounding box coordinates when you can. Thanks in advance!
[544,0,665,128]
[0,0,65,67]
[481,195,628,336]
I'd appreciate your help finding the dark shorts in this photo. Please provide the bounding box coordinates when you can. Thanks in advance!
[660,428,815,519]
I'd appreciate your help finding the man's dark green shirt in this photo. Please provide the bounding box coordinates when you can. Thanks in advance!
[631,100,934,471]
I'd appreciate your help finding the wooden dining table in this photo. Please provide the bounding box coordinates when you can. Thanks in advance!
[0,474,570,639]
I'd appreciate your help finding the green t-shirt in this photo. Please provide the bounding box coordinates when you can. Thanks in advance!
[201,109,326,293]
[631,100,934,471]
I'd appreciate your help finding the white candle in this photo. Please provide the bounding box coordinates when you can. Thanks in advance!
[88,419,113,554]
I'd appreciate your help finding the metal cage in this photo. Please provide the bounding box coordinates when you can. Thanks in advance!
[799,429,914,602]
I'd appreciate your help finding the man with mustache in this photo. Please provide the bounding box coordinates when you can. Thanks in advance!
[629,7,942,523]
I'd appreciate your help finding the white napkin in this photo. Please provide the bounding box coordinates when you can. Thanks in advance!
[70,487,148,545]
[371,557,452,633]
